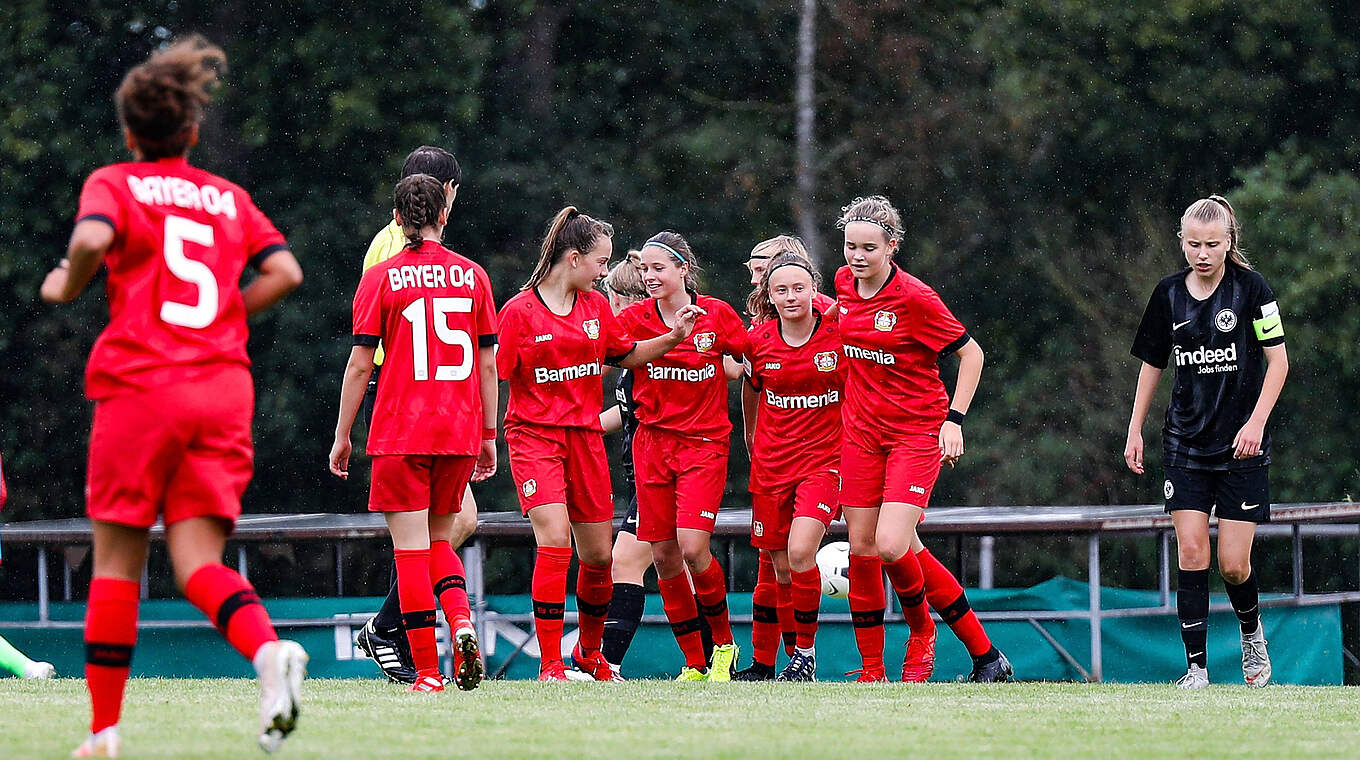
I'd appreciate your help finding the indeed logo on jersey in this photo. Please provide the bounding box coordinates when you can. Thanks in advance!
[534,361,602,384]
[1174,343,1238,374]
[843,343,896,365]
[127,175,238,218]
[387,263,478,292]
[646,363,717,382]
[765,388,840,410]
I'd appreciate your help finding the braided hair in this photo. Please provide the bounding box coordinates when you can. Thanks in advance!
[115,34,226,159]
[393,174,446,250]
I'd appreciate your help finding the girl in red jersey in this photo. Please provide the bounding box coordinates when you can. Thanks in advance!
[617,232,747,681]
[734,236,837,680]
[498,208,702,681]
[739,252,845,682]
[330,175,498,694]
[833,196,1011,683]
[39,37,306,757]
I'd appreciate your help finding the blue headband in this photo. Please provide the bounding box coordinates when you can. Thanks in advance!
[645,241,687,264]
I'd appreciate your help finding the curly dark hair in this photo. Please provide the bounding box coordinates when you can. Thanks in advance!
[115,34,226,159]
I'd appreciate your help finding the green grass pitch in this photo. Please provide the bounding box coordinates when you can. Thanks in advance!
[4,678,1359,758]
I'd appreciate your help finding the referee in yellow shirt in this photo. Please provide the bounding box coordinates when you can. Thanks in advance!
[354,146,481,684]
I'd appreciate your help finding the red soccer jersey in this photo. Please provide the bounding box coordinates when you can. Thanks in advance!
[74,158,288,400]
[498,288,635,431]
[834,265,969,436]
[617,294,748,440]
[352,240,497,455]
[745,312,845,492]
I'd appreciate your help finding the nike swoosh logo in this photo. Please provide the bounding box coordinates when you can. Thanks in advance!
[1181,622,1198,629]
[1241,503,1259,510]
[1173,320,1192,330]
[1188,651,1204,659]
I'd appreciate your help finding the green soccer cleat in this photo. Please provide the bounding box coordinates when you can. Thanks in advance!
[675,666,709,682]
[707,643,739,682]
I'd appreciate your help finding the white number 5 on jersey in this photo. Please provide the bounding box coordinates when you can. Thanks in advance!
[160,215,218,329]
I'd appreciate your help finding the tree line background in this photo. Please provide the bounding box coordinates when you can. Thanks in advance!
[1,1,1358,599]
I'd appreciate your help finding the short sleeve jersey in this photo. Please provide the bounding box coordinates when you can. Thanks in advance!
[834,265,970,437]
[1131,264,1285,470]
[617,294,748,440]
[497,288,635,431]
[361,220,407,367]
[613,370,639,488]
[75,158,288,400]
[352,240,497,455]
[744,311,845,492]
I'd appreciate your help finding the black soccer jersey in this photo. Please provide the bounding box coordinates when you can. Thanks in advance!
[1131,264,1285,470]
[614,369,639,489]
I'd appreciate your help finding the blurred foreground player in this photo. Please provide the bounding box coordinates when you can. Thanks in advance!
[330,174,497,693]
[0,454,56,680]
[40,36,307,756]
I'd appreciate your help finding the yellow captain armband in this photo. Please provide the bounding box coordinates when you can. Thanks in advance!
[1253,301,1284,341]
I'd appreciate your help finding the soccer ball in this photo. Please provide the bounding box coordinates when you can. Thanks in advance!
[816,541,851,600]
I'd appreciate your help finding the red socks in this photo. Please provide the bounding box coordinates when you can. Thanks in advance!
[790,566,822,649]
[776,580,795,656]
[531,546,571,665]
[885,552,935,635]
[84,577,139,733]
[847,553,886,671]
[575,560,613,654]
[657,573,708,669]
[393,548,439,675]
[691,559,733,646]
[918,547,992,656]
[430,540,471,623]
[750,554,780,667]
[183,563,278,660]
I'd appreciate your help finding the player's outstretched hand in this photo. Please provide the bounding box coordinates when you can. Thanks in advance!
[39,259,71,303]
[1232,418,1265,459]
[668,304,707,341]
[1124,430,1144,474]
[473,439,497,482]
[329,437,352,479]
[939,420,963,468]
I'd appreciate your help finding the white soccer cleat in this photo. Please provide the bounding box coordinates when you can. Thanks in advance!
[254,639,308,753]
[1241,622,1272,687]
[24,660,56,679]
[1175,664,1209,690]
[71,725,120,757]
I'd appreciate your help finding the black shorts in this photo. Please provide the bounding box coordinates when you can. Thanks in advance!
[1164,464,1270,523]
[617,494,639,536]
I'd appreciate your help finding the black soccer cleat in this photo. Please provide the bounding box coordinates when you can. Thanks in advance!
[775,650,817,682]
[355,616,418,684]
[967,650,1014,683]
[731,661,777,681]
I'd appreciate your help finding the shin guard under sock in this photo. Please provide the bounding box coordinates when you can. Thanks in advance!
[184,563,279,660]
[847,553,886,671]
[917,547,992,657]
[791,566,822,649]
[1224,572,1261,635]
[429,540,471,623]
[531,546,571,665]
[575,560,613,653]
[1178,568,1210,669]
[691,559,734,646]
[601,582,645,666]
[884,552,934,635]
[751,556,780,667]
[393,548,439,674]
[85,577,139,733]
[658,573,707,669]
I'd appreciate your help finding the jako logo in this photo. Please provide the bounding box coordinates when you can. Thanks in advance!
[700,511,716,520]
[909,485,926,495]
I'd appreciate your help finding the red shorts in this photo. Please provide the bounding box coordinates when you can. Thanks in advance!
[505,424,613,523]
[839,433,942,509]
[750,470,841,550]
[633,426,728,542]
[87,366,253,529]
[370,455,475,514]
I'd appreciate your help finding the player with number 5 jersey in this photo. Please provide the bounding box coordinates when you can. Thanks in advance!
[331,174,498,695]
[40,36,306,757]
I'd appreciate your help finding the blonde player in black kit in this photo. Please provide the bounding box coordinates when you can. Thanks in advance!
[1125,195,1288,690]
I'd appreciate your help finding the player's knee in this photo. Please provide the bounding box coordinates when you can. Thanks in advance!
[680,544,710,569]
[578,543,612,567]
[788,546,817,574]
[1219,559,1251,585]
[1177,541,1210,569]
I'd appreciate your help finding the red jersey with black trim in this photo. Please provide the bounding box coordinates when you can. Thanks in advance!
[498,287,635,431]
[617,294,747,440]
[834,265,968,436]
[745,311,845,492]
[352,240,497,455]
[74,157,288,400]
